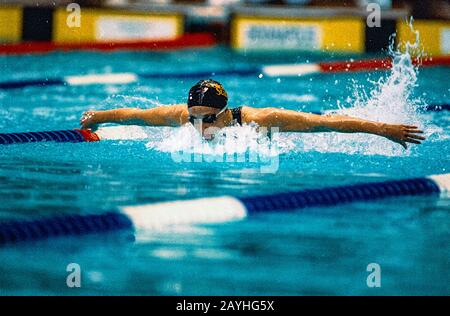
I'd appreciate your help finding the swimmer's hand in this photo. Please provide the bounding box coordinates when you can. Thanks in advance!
[380,124,425,149]
[80,111,99,130]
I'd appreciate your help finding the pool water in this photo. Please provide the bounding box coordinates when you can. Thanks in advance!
[0,45,449,295]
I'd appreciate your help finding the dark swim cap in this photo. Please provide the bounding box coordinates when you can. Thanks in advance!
[187,79,228,109]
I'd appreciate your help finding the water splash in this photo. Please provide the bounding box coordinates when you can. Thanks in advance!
[145,123,289,160]
[296,19,440,156]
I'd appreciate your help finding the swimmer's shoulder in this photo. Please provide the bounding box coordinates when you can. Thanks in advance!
[240,106,277,124]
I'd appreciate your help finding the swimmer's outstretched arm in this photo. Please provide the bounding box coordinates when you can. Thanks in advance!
[80,105,186,129]
[247,107,425,148]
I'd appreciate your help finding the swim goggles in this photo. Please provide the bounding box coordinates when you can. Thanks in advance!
[189,106,228,125]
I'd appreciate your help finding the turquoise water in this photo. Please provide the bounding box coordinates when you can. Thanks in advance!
[0,47,449,295]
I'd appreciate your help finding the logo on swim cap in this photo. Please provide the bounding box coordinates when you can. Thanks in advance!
[204,82,228,99]
[187,79,228,109]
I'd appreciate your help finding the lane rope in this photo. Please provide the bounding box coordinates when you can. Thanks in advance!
[1,56,449,90]
[0,129,99,145]
[0,174,448,245]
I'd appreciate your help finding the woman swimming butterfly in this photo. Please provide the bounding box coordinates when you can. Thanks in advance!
[80,79,425,148]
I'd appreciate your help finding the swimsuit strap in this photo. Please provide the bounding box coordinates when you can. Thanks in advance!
[231,106,242,125]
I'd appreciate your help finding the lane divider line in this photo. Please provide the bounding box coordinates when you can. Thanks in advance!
[1,56,449,90]
[0,174,448,245]
[262,56,450,77]
[0,129,99,145]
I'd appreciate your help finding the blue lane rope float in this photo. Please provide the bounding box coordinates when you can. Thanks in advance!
[0,78,65,90]
[0,174,448,246]
[0,129,100,145]
[239,177,441,214]
[0,213,133,245]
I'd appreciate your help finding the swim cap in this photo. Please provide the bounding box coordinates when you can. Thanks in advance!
[187,79,228,109]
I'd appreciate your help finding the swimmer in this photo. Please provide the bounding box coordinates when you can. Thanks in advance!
[80,79,425,148]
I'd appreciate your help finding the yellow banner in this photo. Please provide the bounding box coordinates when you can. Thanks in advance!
[0,6,22,43]
[231,16,364,53]
[53,8,183,43]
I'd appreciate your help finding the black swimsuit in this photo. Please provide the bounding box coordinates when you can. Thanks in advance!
[229,106,271,138]
[231,107,242,125]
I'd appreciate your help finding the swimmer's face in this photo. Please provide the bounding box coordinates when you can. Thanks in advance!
[188,106,223,140]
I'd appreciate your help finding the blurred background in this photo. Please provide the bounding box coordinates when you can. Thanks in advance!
[0,0,448,53]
